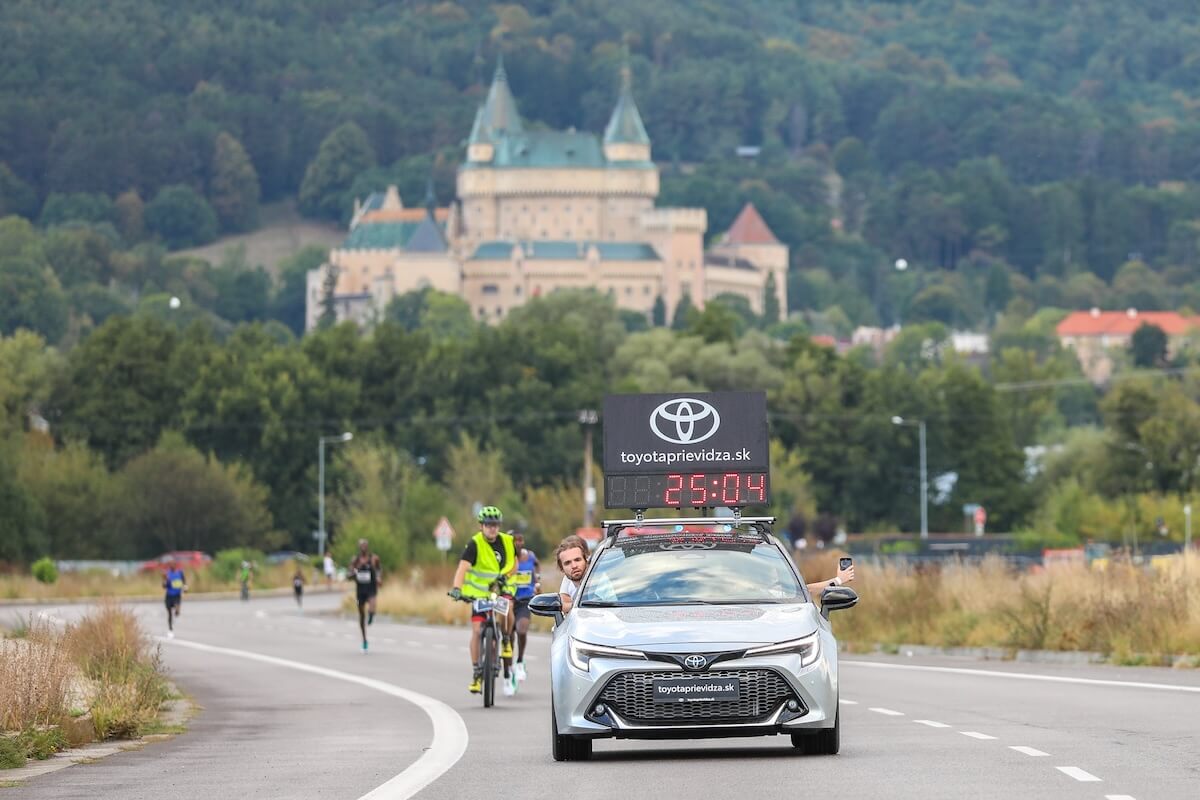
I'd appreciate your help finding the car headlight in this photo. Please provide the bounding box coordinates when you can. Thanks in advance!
[744,632,821,667]
[568,638,646,672]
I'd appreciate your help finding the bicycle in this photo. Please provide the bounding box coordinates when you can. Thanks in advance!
[449,584,512,708]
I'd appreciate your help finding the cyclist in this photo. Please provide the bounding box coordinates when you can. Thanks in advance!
[510,531,540,683]
[348,539,382,653]
[162,557,186,638]
[450,506,516,694]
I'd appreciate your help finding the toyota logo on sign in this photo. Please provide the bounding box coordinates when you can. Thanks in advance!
[650,398,721,445]
[684,654,708,670]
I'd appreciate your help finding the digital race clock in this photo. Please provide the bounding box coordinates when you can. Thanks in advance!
[602,392,771,509]
[605,472,770,508]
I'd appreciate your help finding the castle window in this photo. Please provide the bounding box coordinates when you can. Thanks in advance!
[515,286,523,296]
[478,307,486,318]
[644,285,651,295]
[496,306,503,316]
[625,286,633,296]
[482,284,500,295]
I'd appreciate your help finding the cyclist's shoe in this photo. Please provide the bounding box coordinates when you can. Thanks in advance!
[501,639,513,659]
[515,662,527,682]
[468,674,482,694]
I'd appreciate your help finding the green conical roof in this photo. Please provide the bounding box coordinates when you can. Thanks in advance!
[604,64,649,146]
[470,57,523,144]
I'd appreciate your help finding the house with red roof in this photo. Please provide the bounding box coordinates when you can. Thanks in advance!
[1056,308,1200,382]
[704,203,789,316]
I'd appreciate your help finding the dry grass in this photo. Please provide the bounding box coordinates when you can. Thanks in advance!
[0,603,170,770]
[0,563,298,602]
[822,551,1200,663]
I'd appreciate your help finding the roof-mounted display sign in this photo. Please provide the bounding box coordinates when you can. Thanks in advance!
[601,392,770,509]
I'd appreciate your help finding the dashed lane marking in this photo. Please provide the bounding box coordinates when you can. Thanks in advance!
[1009,746,1049,757]
[868,707,905,716]
[843,660,1200,693]
[960,731,997,740]
[914,720,951,728]
[1057,766,1102,782]
[164,638,468,800]
[1105,795,1136,799]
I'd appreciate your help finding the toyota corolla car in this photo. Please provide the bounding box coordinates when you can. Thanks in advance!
[530,517,858,761]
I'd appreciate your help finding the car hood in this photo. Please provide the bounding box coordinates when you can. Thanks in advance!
[566,602,820,650]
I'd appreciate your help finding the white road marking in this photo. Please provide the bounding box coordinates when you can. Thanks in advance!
[1105,795,1136,799]
[839,699,859,705]
[1010,746,1049,757]
[254,610,267,618]
[844,659,1200,693]
[406,641,422,647]
[914,720,951,728]
[164,638,468,799]
[960,731,997,740]
[869,707,905,716]
[1057,766,1102,782]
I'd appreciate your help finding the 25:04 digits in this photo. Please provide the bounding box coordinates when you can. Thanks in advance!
[606,473,769,508]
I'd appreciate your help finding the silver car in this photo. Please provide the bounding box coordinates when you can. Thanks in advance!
[530,517,859,761]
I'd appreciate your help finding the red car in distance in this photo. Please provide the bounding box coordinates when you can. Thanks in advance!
[139,551,212,574]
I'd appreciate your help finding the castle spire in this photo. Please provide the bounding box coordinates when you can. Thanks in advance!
[474,54,523,140]
[604,58,650,161]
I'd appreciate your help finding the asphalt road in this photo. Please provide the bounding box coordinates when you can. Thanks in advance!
[4,593,1197,800]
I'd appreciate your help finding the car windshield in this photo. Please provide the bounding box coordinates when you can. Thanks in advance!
[577,525,806,607]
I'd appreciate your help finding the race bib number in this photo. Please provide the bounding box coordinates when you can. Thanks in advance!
[355,569,373,584]
[493,596,512,616]
[472,599,494,614]
[512,572,532,586]
[170,579,183,590]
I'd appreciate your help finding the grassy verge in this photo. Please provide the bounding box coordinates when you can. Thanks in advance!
[0,562,303,601]
[0,603,172,770]
[357,553,1200,665]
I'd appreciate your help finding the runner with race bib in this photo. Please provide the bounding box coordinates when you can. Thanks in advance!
[510,531,541,684]
[348,539,382,653]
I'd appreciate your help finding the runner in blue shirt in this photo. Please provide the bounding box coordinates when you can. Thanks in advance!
[510,531,541,683]
[162,558,187,638]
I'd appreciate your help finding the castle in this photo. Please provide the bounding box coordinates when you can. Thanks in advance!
[306,61,787,331]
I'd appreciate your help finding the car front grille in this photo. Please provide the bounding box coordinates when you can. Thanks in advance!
[598,669,798,725]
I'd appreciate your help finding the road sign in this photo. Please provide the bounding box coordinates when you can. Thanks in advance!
[433,517,455,552]
[973,506,987,536]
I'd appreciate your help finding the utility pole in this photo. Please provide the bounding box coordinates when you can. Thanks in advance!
[579,409,598,528]
[318,432,353,558]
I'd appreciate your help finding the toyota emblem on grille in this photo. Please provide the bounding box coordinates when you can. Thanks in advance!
[684,654,708,670]
[650,398,721,445]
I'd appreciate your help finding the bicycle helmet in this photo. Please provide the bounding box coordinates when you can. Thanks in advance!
[477,505,503,524]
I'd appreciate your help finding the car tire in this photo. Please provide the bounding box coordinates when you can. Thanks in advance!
[792,708,840,755]
[551,704,592,762]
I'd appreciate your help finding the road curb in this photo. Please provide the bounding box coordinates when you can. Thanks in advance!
[0,586,345,607]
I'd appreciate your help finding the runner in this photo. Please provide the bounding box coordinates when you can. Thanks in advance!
[292,566,305,609]
[162,557,186,638]
[348,539,382,652]
[239,560,253,601]
[510,531,540,684]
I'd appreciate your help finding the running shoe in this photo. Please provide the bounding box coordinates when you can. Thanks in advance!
[362,640,369,653]
[502,675,516,697]
[515,662,527,682]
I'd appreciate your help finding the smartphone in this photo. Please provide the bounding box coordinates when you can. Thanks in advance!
[838,557,853,570]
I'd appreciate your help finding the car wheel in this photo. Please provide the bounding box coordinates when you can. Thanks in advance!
[551,704,592,762]
[791,708,839,755]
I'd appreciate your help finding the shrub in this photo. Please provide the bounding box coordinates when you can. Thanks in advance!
[210,548,266,583]
[0,735,23,769]
[31,557,58,584]
[20,725,68,759]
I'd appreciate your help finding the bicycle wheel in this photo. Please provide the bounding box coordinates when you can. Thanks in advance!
[481,622,496,708]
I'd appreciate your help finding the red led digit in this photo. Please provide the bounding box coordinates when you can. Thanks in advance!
[689,474,707,505]
[722,473,739,505]
[665,474,683,505]
[746,473,766,502]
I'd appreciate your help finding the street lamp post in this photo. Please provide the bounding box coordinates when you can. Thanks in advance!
[579,410,598,528]
[318,432,354,558]
[892,416,928,539]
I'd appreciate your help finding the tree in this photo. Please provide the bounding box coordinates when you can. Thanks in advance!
[0,443,46,563]
[763,272,780,325]
[271,245,327,335]
[38,193,115,227]
[651,295,666,327]
[671,293,694,330]
[17,438,118,558]
[299,122,376,221]
[114,189,146,243]
[0,164,37,219]
[318,264,339,328]
[115,433,275,555]
[0,329,57,434]
[1131,322,1167,368]
[209,132,261,232]
[145,185,218,248]
[0,257,69,342]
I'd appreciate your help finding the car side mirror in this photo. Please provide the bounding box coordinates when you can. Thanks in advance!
[820,586,858,620]
[529,592,563,623]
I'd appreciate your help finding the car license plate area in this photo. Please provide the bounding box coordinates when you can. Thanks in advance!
[652,676,741,703]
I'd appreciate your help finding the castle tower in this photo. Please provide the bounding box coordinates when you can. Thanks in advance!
[603,63,651,163]
[467,56,523,164]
